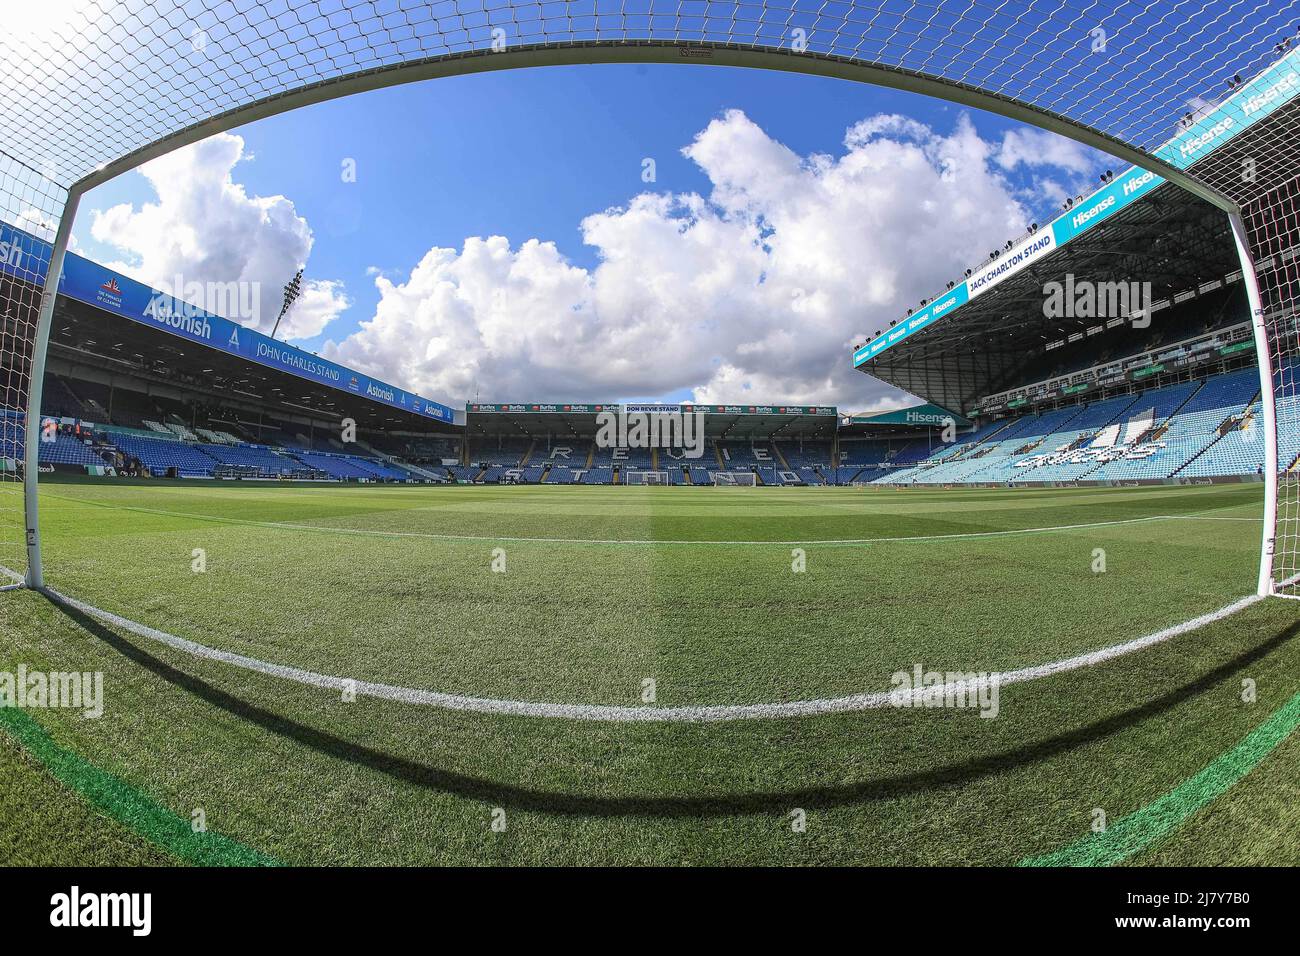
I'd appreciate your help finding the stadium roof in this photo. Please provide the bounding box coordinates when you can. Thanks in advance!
[856,181,1239,412]
[0,218,459,425]
[42,290,455,435]
[854,48,1300,413]
[4,2,1296,447]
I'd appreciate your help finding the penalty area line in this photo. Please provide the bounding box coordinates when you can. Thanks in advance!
[41,586,1264,723]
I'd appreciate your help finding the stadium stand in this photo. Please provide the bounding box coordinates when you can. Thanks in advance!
[468,437,530,483]
[834,439,895,484]
[610,446,653,483]
[12,308,1281,492]
[106,430,220,478]
[717,442,782,484]
[778,442,831,485]
[293,452,378,480]
[200,443,299,476]
[869,365,1266,486]
[41,375,89,419]
[39,432,110,468]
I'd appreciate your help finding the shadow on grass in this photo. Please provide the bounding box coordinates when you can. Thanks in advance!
[51,597,1298,819]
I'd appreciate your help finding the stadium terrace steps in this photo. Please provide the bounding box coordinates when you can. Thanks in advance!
[19,366,1273,488]
[966,393,1149,483]
[1016,382,1205,482]
[202,443,300,475]
[107,431,223,477]
[881,418,1018,484]
[81,424,419,481]
[293,452,378,480]
[35,431,113,468]
[352,439,435,480]
[164,421,200,442]
[1174,401,1266,478]
[877,369,1264,486]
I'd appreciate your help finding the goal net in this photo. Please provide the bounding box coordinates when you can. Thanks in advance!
[712,472,757,486]
[624,470,669,485]
[1188,87,1300,598]
[1,159,68,588]
[1247,184,1300,598]
[0,1,1296,610]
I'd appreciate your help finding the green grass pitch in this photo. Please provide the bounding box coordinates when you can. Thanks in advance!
[1,477,1298,865]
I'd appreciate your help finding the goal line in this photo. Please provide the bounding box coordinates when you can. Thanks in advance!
[37,584,1264,723]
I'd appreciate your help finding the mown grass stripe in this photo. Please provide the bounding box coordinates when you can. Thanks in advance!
[45,493,1233,546]
[1020,687,1300,866]
[46,587,1262,722]
[0,706,277,867]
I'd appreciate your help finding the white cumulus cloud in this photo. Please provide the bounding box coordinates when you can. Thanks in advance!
[327,108,1098,411]
[995,126,1100,177]
[88,132,348,341]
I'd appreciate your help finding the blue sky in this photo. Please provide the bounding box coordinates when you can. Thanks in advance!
[74,63,1110,409]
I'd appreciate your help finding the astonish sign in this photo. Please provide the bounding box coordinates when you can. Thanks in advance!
[0,219,455,423]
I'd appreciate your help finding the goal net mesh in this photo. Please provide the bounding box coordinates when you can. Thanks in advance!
[0,158,65,585]
[1,2,1297,591]
[1188,82,1300,595]
[625,471,669,485]
[4,2,1296,188]
[1249,182,1300,594]
[713,472,757,486]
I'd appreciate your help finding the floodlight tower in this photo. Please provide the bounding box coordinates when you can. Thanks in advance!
[271,269,304,340]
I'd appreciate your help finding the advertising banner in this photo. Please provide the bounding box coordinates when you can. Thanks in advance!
[0,221,456,423]
[846,403,970,427]
[468,402,838,417]
[467,403,619,414]
[854,47,1300,368]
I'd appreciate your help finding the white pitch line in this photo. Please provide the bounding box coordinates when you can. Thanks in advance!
[43,587,1264,723]
[48,498,1228,547]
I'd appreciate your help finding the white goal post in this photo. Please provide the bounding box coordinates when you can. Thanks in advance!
[1,6,1296,607]
[624,470,669,485]
[712,471,757,486]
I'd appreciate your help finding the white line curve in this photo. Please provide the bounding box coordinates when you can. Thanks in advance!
[44,587,1263,723]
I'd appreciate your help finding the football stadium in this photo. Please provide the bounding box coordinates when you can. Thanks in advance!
[2,1,1300,894]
